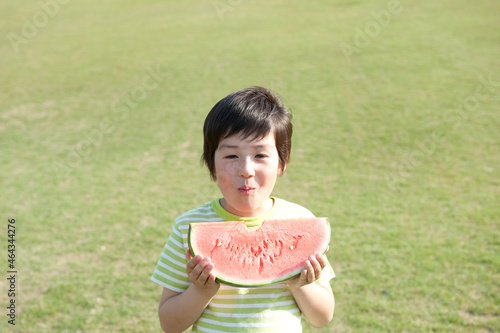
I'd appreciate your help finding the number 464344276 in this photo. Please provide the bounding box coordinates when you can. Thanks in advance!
[8,219,16,269]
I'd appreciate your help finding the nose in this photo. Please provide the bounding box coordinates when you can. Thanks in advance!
[239,157,255,178]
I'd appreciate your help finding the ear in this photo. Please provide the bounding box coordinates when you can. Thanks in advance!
[277,163,287,176]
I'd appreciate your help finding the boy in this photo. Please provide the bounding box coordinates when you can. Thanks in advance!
[151,86,335,332]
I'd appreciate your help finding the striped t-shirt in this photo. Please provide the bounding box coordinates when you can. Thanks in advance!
[151,197,335,333]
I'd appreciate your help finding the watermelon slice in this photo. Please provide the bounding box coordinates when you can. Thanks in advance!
[188,218,330,287]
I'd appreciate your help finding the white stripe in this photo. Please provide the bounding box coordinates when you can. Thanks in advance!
[172,226,183,238]
[168,236,184,249]
[203,308,300,318]
[161,252,185,267]
[219,283,287,291]
[196,323,301,333]
[198,315,301,327]
[154,269,190,286]
[196,327,221,333]
[213,292,292,299]
[157,260,188,278]
[209,299,296,308]
[150,276,185,293]
[164,243,185,259]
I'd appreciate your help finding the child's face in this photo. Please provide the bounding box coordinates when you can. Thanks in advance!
[214,130,285,217]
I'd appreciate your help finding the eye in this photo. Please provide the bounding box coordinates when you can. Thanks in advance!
[225,155,238,159]
[255,154,268,158]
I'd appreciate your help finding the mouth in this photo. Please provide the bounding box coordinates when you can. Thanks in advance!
[238,186,255,195]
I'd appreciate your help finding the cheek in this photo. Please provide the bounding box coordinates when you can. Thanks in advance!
[216,172,234,195]
[216,162,235,176]
[215,162,234,182]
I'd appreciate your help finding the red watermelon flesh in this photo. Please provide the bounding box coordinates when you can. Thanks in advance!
[188,218,330,287]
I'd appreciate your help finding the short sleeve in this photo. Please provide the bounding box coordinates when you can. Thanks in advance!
[151,223,191,293]
[316,259,335,285]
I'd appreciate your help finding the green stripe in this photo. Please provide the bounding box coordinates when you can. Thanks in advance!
[216,286,289,295]
[200,311,301,324]
[211,295,294,305]
[194,313,302,332]
[152,272,188,291]
[207,304,298,314]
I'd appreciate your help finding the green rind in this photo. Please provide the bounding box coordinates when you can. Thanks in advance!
[188,218,330,288]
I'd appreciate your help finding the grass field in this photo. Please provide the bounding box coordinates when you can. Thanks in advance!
[1,0,499,332]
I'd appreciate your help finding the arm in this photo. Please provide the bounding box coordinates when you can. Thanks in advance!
[287,253,335,327]
[158,251,220,333]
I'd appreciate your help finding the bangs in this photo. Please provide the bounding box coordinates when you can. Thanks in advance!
[222,108,274,143]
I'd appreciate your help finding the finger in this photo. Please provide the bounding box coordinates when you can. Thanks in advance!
[207,271,217,285]
[206,261,217,283]
[186,255,203,275]
[186,248,193,261]
[197,261,215,284]
[304,259,315,283]
[316,252,328,269]
[308,255,322,281]
[300,268,308,284]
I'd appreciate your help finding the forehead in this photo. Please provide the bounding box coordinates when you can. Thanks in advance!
[217,131,276,150]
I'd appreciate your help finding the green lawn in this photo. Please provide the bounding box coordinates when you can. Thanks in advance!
[1,0,499,332]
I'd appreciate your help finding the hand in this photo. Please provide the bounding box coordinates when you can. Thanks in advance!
[286,250,329,290]
[186,249,220,295]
